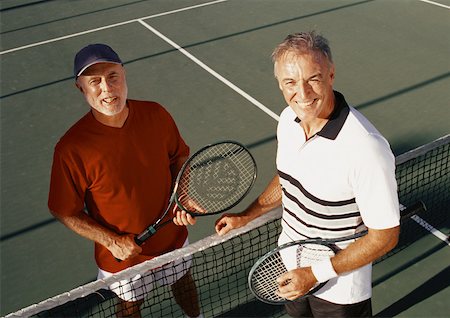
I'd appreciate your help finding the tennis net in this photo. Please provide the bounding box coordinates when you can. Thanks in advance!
[6,134,449,318]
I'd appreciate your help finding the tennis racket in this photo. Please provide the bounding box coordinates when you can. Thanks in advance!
[135,140,257,245]
[248,201,426,304]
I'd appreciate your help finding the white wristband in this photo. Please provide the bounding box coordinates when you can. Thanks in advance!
[311,258,338,283]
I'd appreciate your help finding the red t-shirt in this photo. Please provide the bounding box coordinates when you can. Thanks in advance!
[48,100,189,272]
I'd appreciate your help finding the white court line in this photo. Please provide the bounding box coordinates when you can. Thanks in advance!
[137,19,280,121]
[0,0,229,55]
[3,0,446,243]
[134,22,448,249]
[400,203,449,246]
[411,215,450,246]
[419,0,450,9]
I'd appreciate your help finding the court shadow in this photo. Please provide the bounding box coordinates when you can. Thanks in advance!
[218,299,285,318]
[246,135,277,149]
[0,0,149,30]
[355,72,450,111]
[373,241,448,287]
[36,289,117,317]
[375,266,449,317]
[2,0,377,98]
[0,218,56,242]
[0,0,56,12]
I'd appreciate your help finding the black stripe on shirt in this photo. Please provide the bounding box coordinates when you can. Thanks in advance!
[278,170,356,206]
[282,188,360,219]
[283,206,363,232]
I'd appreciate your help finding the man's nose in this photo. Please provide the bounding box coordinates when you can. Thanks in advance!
[295,82,311,100]
[100,78,112,92]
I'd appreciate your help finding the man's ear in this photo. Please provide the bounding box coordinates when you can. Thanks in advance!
[329,63,335,84]
[75,81,83,93]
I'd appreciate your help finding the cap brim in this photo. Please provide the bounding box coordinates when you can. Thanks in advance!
[76,60,122,77]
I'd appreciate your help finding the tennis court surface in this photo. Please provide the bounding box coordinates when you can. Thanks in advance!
[1,0,449,317]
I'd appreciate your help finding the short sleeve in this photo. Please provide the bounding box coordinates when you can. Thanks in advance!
[159,107,190,165]
[48,147,86,217]
[351,134,400,229]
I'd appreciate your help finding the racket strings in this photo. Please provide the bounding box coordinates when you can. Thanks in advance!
[250,252,287,302]
[249,243,336,303]
[177,142,256,213]
[296,244,335,267]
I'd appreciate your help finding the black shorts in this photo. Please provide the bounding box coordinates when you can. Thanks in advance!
[285,296,372,318]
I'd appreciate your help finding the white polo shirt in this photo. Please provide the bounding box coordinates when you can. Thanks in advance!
[276,91,399,304]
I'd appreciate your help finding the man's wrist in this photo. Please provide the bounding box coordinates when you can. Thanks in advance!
[311,258,338,283]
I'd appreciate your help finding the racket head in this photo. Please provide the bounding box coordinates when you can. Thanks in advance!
[247,201,427,304]
[173,140,257,216]
[248,239,338,305]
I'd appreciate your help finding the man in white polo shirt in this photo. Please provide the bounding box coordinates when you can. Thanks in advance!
[215,31,400,317]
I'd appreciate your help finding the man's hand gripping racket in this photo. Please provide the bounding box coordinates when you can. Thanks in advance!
[117,141,257,261]
[248,201,426,304]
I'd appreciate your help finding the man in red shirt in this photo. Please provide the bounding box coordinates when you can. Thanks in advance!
[49,44,200,318]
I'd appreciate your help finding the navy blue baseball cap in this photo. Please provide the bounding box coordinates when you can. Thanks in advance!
[74,44,122,78]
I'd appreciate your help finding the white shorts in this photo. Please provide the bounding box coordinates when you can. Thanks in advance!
[98,239,192,302]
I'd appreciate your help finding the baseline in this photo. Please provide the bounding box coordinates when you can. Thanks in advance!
[0,0,228,55]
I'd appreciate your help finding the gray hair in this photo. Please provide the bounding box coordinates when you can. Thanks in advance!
[271,31,333,65]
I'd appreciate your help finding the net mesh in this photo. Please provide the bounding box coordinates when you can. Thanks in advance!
[6,135,449,318]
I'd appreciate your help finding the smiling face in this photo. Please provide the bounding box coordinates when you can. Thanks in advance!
[275,50,335,126]
[76,62,128,124]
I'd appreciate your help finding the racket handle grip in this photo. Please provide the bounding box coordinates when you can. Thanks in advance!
[135,226,157,245]
[115,229,154,262]
[134,235,144,246]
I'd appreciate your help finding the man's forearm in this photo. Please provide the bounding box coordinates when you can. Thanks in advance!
[331,226,400,275]
[50,210,119,250]
[242,174,282,221]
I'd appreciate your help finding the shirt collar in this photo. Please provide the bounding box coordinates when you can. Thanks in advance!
[294,90,349,140]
